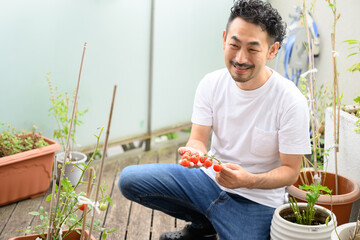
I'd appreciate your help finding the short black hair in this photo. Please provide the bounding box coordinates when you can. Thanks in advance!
[226,0,286,49]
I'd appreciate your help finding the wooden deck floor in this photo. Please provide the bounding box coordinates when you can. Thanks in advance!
[0,138,188,240]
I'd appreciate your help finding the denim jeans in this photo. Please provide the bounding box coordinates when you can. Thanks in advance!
[118,163,275,240]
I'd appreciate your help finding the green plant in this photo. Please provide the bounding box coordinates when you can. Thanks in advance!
[343,39,360,134]
[47,73,88,151]
[343,39,360,73]
[289,184,332,225]
[23,128,117,239]
[0,124,49,158]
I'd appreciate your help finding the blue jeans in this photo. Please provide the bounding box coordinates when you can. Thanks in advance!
[118,163,275,240]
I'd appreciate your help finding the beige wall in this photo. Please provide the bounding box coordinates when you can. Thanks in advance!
[268,0,360,105]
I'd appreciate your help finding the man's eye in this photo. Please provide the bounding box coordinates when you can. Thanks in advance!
[230,44,238,48]
[249,49,259,52]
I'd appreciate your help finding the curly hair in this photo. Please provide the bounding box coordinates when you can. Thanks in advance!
[226,0,286,49]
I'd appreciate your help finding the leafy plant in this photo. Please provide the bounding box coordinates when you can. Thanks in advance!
[289,184,332,225]
[24,128,117,239]
[47,73,88,151]
[0,124,49,158]
[343,39,360,73]
[343,39,360,134]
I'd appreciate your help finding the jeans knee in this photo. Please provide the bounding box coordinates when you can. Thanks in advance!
[118,165,137,200]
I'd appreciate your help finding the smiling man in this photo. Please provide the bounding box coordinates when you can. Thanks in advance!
[118,1,311,239]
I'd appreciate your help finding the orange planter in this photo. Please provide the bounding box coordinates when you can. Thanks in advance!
[287,170,360,225]
[0,136,60,206]
[8,228,96,240]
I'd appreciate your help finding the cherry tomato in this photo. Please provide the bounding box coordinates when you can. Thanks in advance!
[78,203,85,211]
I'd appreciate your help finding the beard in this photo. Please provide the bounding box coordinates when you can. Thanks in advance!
[229,60,255,83]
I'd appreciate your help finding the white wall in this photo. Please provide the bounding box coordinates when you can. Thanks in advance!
[268,0,360,105]
[0,0,233,148]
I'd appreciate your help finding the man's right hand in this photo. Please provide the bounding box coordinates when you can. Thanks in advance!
[178,147,204,168]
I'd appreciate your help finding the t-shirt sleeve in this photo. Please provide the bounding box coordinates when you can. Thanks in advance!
[191,76,213,126]
[278,97,312,155]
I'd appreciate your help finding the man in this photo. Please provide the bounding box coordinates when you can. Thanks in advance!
[118,1,311,239]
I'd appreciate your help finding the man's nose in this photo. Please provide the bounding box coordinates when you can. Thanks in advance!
[235,49,248,63]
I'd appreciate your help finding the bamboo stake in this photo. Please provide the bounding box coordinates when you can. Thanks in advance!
[330,0,339,195]
[47,42,88,240]
[80,168,94,240]
[303,2,319,184]
[88,85,117,238]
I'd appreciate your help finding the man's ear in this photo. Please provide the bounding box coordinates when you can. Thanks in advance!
[222,30,227,50]
[267,42,280,60]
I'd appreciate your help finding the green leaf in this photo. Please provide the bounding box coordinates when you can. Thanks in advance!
[62,177,74,192]
[325,216,330,226]
[354,96,360,103]
[106,228,118,233]
[46,194,52,202]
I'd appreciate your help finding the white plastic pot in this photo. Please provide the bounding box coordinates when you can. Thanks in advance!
[56,151,87,186]
[271,203,337,240]
[331,222,359,240]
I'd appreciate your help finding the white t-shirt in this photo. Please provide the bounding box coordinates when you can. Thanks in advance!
[191,68,311,208]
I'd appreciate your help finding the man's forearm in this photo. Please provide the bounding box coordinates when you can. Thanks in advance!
[247,165,299,189]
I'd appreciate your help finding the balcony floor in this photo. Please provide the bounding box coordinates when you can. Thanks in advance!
[0,137,188,240]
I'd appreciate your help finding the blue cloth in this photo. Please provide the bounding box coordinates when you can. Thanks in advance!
[118,163,275,240]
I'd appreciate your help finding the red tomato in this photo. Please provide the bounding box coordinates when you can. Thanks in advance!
[78,203,85,211]
[213,164,223,172]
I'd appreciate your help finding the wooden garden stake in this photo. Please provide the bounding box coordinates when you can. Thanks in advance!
[88,85,117,238]
[47,42,87,240]
[80,167,94,240]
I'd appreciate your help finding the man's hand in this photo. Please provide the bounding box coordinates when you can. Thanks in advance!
[215,163,253,189]
[178,146,204,168]
[215,153,302,190]
[178,146,204,156]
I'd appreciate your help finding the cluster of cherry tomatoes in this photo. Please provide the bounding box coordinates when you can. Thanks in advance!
[178,149,223,172]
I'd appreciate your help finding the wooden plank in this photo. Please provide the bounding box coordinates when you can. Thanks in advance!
[125,150,157,240]
[151,146,177,240]
[0,193,47,239]
[0,203,16,236]
[99,153,140,240]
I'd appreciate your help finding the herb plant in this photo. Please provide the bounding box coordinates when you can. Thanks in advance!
[0,124,49,158]
[289,184,332,225]
[47,73,88,151]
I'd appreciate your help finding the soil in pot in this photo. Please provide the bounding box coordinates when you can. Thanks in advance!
[280,207,331,225]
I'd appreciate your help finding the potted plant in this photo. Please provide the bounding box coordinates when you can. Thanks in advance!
[271,184,337,240]
[10,128,117,240]
[47,73,89,186]
[287,0,360,225]
[331,210,360,240]
[0,124,61,206]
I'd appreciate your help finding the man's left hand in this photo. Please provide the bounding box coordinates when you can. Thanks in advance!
[215,163,253,189]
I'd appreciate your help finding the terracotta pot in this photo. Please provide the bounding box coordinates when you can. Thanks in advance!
[8,228,96,240]
[287,170,360,225]
[0,136,61,206]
